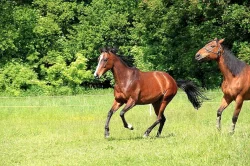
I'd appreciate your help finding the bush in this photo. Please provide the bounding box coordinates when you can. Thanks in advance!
[0,61,39,96]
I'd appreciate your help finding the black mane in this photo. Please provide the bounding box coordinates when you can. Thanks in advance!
[100,47,134,67]
[222,45,247,76]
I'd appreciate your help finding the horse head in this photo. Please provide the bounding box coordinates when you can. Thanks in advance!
[195,38,225,61]
[94,48,116,79]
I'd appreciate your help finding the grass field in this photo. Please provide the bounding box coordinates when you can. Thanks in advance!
[0,89,250,166]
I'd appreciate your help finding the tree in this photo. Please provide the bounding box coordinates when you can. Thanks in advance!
[0,0,250,94]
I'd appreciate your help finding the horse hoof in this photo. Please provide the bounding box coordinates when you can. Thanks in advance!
[143,133,149,138]
[128,124,134,130]
[216,127,221,131]
[105,132,110,138]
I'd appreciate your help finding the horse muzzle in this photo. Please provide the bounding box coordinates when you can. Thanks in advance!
[94,73,100,79]
[195,53,206,62]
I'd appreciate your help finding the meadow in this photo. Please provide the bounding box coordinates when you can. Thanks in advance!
[0,89,250,166]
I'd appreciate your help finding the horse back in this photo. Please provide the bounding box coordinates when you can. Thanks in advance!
[137,71,178,104]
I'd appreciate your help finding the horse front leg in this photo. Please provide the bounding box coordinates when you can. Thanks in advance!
[104,101,123,138]
[230,96,243,134]
[216,96,232,130]
[120,97,136,130]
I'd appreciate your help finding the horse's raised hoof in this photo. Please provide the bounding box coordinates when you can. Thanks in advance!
[143,131,150,138]
[104,130,110,138]
[127,124,134,130]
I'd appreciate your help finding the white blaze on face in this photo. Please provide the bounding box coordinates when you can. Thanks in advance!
[94,53,104,77]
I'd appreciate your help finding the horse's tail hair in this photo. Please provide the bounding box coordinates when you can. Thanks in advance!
[176,80,208,109]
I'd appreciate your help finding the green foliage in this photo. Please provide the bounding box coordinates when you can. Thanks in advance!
[40,51,92,88]
[63,53,92,85]
[0,1,18,57]
[234,41,250,64]
[131,46,153,71]
[0,61,39,96]
[0,0,250,95]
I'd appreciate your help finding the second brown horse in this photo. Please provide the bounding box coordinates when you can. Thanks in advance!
[195,38,249,133]
[94,48,205,138]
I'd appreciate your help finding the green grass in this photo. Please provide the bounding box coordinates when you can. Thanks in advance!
[0,90,250,166]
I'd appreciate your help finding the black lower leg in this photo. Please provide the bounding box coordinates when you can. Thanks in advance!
[232,116,238,124]
[104,110,113,137]
[231,115,238,132]
[156,116,166,137]
[120,110,128,128]
[216,109,222,130]
[144,119,160,137]
[217,109,222,117]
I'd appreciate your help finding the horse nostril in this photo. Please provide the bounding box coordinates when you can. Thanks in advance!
[195,54,200,59]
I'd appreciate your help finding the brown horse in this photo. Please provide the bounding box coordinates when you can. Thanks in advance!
[94,47,206,138]
[195,38,249,133]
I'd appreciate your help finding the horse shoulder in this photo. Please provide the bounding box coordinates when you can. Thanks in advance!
[221,68,250,98]
[240,66,250,99]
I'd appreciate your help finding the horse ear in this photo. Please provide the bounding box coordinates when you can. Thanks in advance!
[110,47,118,54]
[99,47,106,53]
[214,37,218,41]
[219,38,225,44]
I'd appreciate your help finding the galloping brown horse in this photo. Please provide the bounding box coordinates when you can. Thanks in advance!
[94,48,206,138]
[195,38,249,133]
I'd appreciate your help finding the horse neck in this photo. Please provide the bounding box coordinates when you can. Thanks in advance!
[217,54,234,81]
[111,56,133,86]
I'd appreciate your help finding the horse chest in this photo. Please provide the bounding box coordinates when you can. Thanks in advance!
[114,85,131,103]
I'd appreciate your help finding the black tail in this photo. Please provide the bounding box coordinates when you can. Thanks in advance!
[176,80,208,109]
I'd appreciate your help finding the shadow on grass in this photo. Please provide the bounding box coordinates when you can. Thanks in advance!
[107,133,175,141]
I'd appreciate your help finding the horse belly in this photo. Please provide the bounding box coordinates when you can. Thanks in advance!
[138,74,177,104]
[138,90,164,104]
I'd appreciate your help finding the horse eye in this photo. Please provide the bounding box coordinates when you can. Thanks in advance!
[103,58,108,62]
[211,45,216,48]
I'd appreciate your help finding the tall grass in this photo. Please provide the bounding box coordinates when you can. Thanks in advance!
[0,90,249,165]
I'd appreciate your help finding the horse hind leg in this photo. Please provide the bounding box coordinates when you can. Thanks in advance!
[156,114,166,137]
[230,96,243,134]
[144,95,173,137]
[156,95,174,137]
[143,100,161,137]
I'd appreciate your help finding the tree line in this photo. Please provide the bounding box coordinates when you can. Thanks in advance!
[0,0,250,95]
